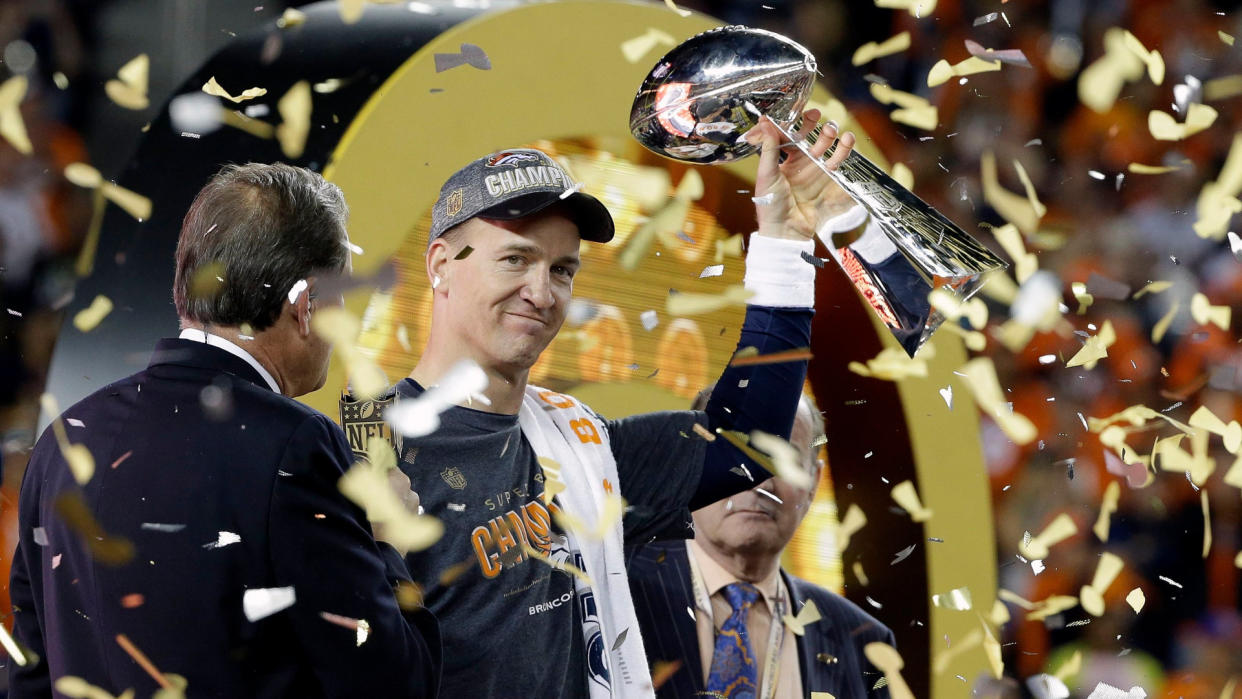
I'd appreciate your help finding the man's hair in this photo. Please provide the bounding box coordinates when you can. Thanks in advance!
[692,384,826,458]
[173,163,349,331]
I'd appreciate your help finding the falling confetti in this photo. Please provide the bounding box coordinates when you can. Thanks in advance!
[927,55,1000,87]
[864,642,915,699]
[848,346,931,381]
[105,54,150,110]
[982,156,1042,236]
[662,0,692,17]
[782,599,822,636]
[73,295,114,333]
[621,28,677,64]
[276,81,311,159]
[1094,482,1120,542]
[837,504,866,552]
[958,358,1038,444]
[65,163,152,221]
[338,437,444,553]
[890,480,933,522]
[666,285,752,317]
[875,0,937,19]
[1066,320,1116,369]
[1079,552,1124,616]
[853,32,912,66]
[0,75,33,154]
[311,307,387,399]
[1148,103,1217,141]
[1020,513,1078,560]
[201,76,268,103]
[40,394,95,485]
[1190,292,1231,330]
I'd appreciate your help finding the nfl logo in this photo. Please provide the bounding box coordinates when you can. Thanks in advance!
[440,466,467,490]
[446,188,464,217]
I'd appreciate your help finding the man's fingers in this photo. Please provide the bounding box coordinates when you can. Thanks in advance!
[790,109,821,144]
[822,130,856,170]
[808,121,838,160]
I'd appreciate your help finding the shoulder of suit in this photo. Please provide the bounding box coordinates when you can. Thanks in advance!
[785,572,893,639]
[628,539,686,572]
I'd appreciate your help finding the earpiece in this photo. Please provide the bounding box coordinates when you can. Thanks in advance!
[432,275,442,289]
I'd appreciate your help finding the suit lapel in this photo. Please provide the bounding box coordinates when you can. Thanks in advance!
[661,543,704,697]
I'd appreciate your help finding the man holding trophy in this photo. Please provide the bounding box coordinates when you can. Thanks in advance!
[367,101,869,694]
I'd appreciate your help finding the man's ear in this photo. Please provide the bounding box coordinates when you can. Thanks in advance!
[426,237,456,293]
[294,277,316,338]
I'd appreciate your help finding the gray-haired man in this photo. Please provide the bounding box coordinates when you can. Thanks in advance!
[8,163,439,698]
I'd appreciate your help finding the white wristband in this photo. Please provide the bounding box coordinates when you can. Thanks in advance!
[743,234,817,308]
[817,204,868,238]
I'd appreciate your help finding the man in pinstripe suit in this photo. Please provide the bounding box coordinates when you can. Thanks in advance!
[627,389,895,698]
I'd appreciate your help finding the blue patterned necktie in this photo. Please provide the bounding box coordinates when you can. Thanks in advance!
[705,582,761,699]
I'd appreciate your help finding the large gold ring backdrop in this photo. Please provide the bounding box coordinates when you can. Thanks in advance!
[308,1,996,694]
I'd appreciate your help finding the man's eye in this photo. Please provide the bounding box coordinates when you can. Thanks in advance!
[553,266,574,278]
[506,255,524,265]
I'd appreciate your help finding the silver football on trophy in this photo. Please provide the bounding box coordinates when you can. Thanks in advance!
[629,26,817,164]
[629,26,1009,357]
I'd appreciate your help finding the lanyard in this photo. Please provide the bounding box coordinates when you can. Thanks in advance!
[686,542,787,699]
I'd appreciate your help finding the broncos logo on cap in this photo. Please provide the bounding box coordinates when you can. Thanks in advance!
[487,151,543,167]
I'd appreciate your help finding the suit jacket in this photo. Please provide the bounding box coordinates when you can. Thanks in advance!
[627,540,894,698]
[8,339,440,698]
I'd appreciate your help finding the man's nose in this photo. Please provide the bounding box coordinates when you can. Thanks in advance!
[521,269,555,309]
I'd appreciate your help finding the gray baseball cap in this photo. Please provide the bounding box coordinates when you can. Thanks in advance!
[427,148,615,247]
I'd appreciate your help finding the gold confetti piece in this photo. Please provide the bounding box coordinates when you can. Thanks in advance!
[1020,512,1077,560]
[864,642,915,699]
[311,307,386,399]
[54,676,135,699]
[875,0,937,18]
[927,55,1000,87]
[54,492,134,565]
[339,0,365,23]
[1191,292,1231,330]
[1071,282,1094,315]
[981,622,1003,679]
[1149,103,1217,141]
[1225,452,1242,488]
[538,457,567,506]
[1094,481,1120,542]
[940,322,987,351]
[320,611,372,646]
[931,586,972,611]
[1054,650,1082,681]
[853,31,911,66]
[1201,490,1212,559]
[553,494,626,541]
[811,693,837,699]
[1189,405,1242,453]
[890,104,938,131]
[849,346,930,381]
[40,393,95,485]
[1127,162,1187,174]
[997,588,1038,610]
[691,423,716,442]
[714,233,744,264]
[277,7,306,27]
[220,108,276,139]
[1089,404,1191,435]
[338,437,444,553]
[0,623,28,667]
[782,598,822,636]
[891,162,914,190]
[983,155,1042,235]
[750,430,814,490]
[1153,300,1179,343]
[837,504,866,552]
[869,83,938,130]
[1205,74,1242,101]
[1080,552,1123,616]
[1154,430,1216,486]
[1121,31,1164,84]
[929,289,987,328]
[728,347,813,367]
[958,357,1038,445]
[989,599,1010,627]
[116,634,175,690]
[64,162,152,221]
[1133,281,1173,298]
[1220,678,1238,699]
[932,628,982,675]
[1026,595,1080,621]
[276,81,311,159]
[1066,320,1116,369]
[666,285,752,317]
[1221,31,1235,46]
[621,28,677,64]
[0,75,33,154]
[202,76,268,104]
[1236,552,1242,569]
[890,480,933,522]
[522,542,594,586]
[852,560,869,586]
[105,54,149,110]
[662,0,691,17]
[1078,28,1146,113]
[73,295,113,333]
